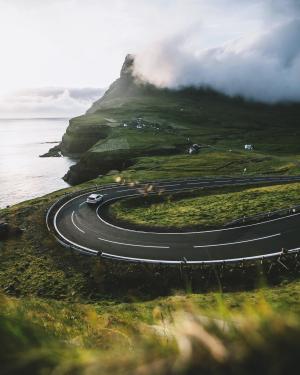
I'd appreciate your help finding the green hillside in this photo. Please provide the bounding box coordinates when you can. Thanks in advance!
[110,182,300,230]
[56,55,300,184]
[1,173,300,374]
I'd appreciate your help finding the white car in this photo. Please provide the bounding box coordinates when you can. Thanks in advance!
[86,193,104,205]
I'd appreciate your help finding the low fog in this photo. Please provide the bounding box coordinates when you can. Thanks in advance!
[134,2,300,103]
[0,88,103,118]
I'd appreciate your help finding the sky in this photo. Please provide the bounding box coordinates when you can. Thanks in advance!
[133,1,300,103]
[0,0,299,117]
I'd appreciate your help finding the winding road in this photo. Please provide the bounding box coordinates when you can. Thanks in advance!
[49,176,300,264]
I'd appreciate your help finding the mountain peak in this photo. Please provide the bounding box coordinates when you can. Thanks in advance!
[120,54,135,77]
[86,54,142,114]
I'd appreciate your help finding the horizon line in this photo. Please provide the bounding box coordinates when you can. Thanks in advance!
[0,117,71,120]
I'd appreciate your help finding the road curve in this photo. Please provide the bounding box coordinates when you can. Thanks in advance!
[49,176,300,264]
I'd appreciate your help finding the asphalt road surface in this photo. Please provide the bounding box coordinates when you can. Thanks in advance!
[51,176,300,264]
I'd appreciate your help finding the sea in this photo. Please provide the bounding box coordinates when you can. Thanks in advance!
[0,118,75,208]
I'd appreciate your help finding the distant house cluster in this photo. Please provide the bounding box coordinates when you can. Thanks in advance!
[122,118,174,133]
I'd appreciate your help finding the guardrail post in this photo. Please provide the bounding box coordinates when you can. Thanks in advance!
[294,252,300,269]
[241,259,246,273]
[267,261,275,274]
[277,255,289,270]
[258,256,265,275]
[179,262,183,280]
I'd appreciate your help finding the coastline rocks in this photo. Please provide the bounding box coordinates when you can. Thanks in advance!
[63,152,134,185]
[40,145,61,158]
[63,164,96,185]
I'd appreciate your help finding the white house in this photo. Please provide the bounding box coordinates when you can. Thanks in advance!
[188,144,201,154]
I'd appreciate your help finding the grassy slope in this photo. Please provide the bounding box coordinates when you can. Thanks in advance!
[66,88,300,157]
[110,182,300,229]
[1,163,300,373]
[60,63,300,185]
[91,127,185,153]
[121,149,300,181]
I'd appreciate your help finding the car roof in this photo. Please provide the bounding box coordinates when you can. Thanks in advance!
[89,193,102,198]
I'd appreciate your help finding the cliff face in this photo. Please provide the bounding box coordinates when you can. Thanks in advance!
[59,54,147,159]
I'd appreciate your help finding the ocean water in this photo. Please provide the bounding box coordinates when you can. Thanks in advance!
[0,118,75,208]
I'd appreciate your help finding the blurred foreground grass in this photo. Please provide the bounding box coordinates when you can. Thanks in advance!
[1,291,300,375]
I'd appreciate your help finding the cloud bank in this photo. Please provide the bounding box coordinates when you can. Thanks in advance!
[0,88,104,118]
[134,5,300,103]
[0,0,299,107]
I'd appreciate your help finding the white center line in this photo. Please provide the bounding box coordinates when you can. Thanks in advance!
[188,181,210,185]
[116,189,138,193]
[71,211,85,234]
[157,183,182,188]
[97,236,170,248]
[193,233,281,248]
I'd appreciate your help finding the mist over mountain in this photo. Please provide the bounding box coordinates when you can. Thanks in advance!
[134,4,300,103]
[0,87,104,118]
